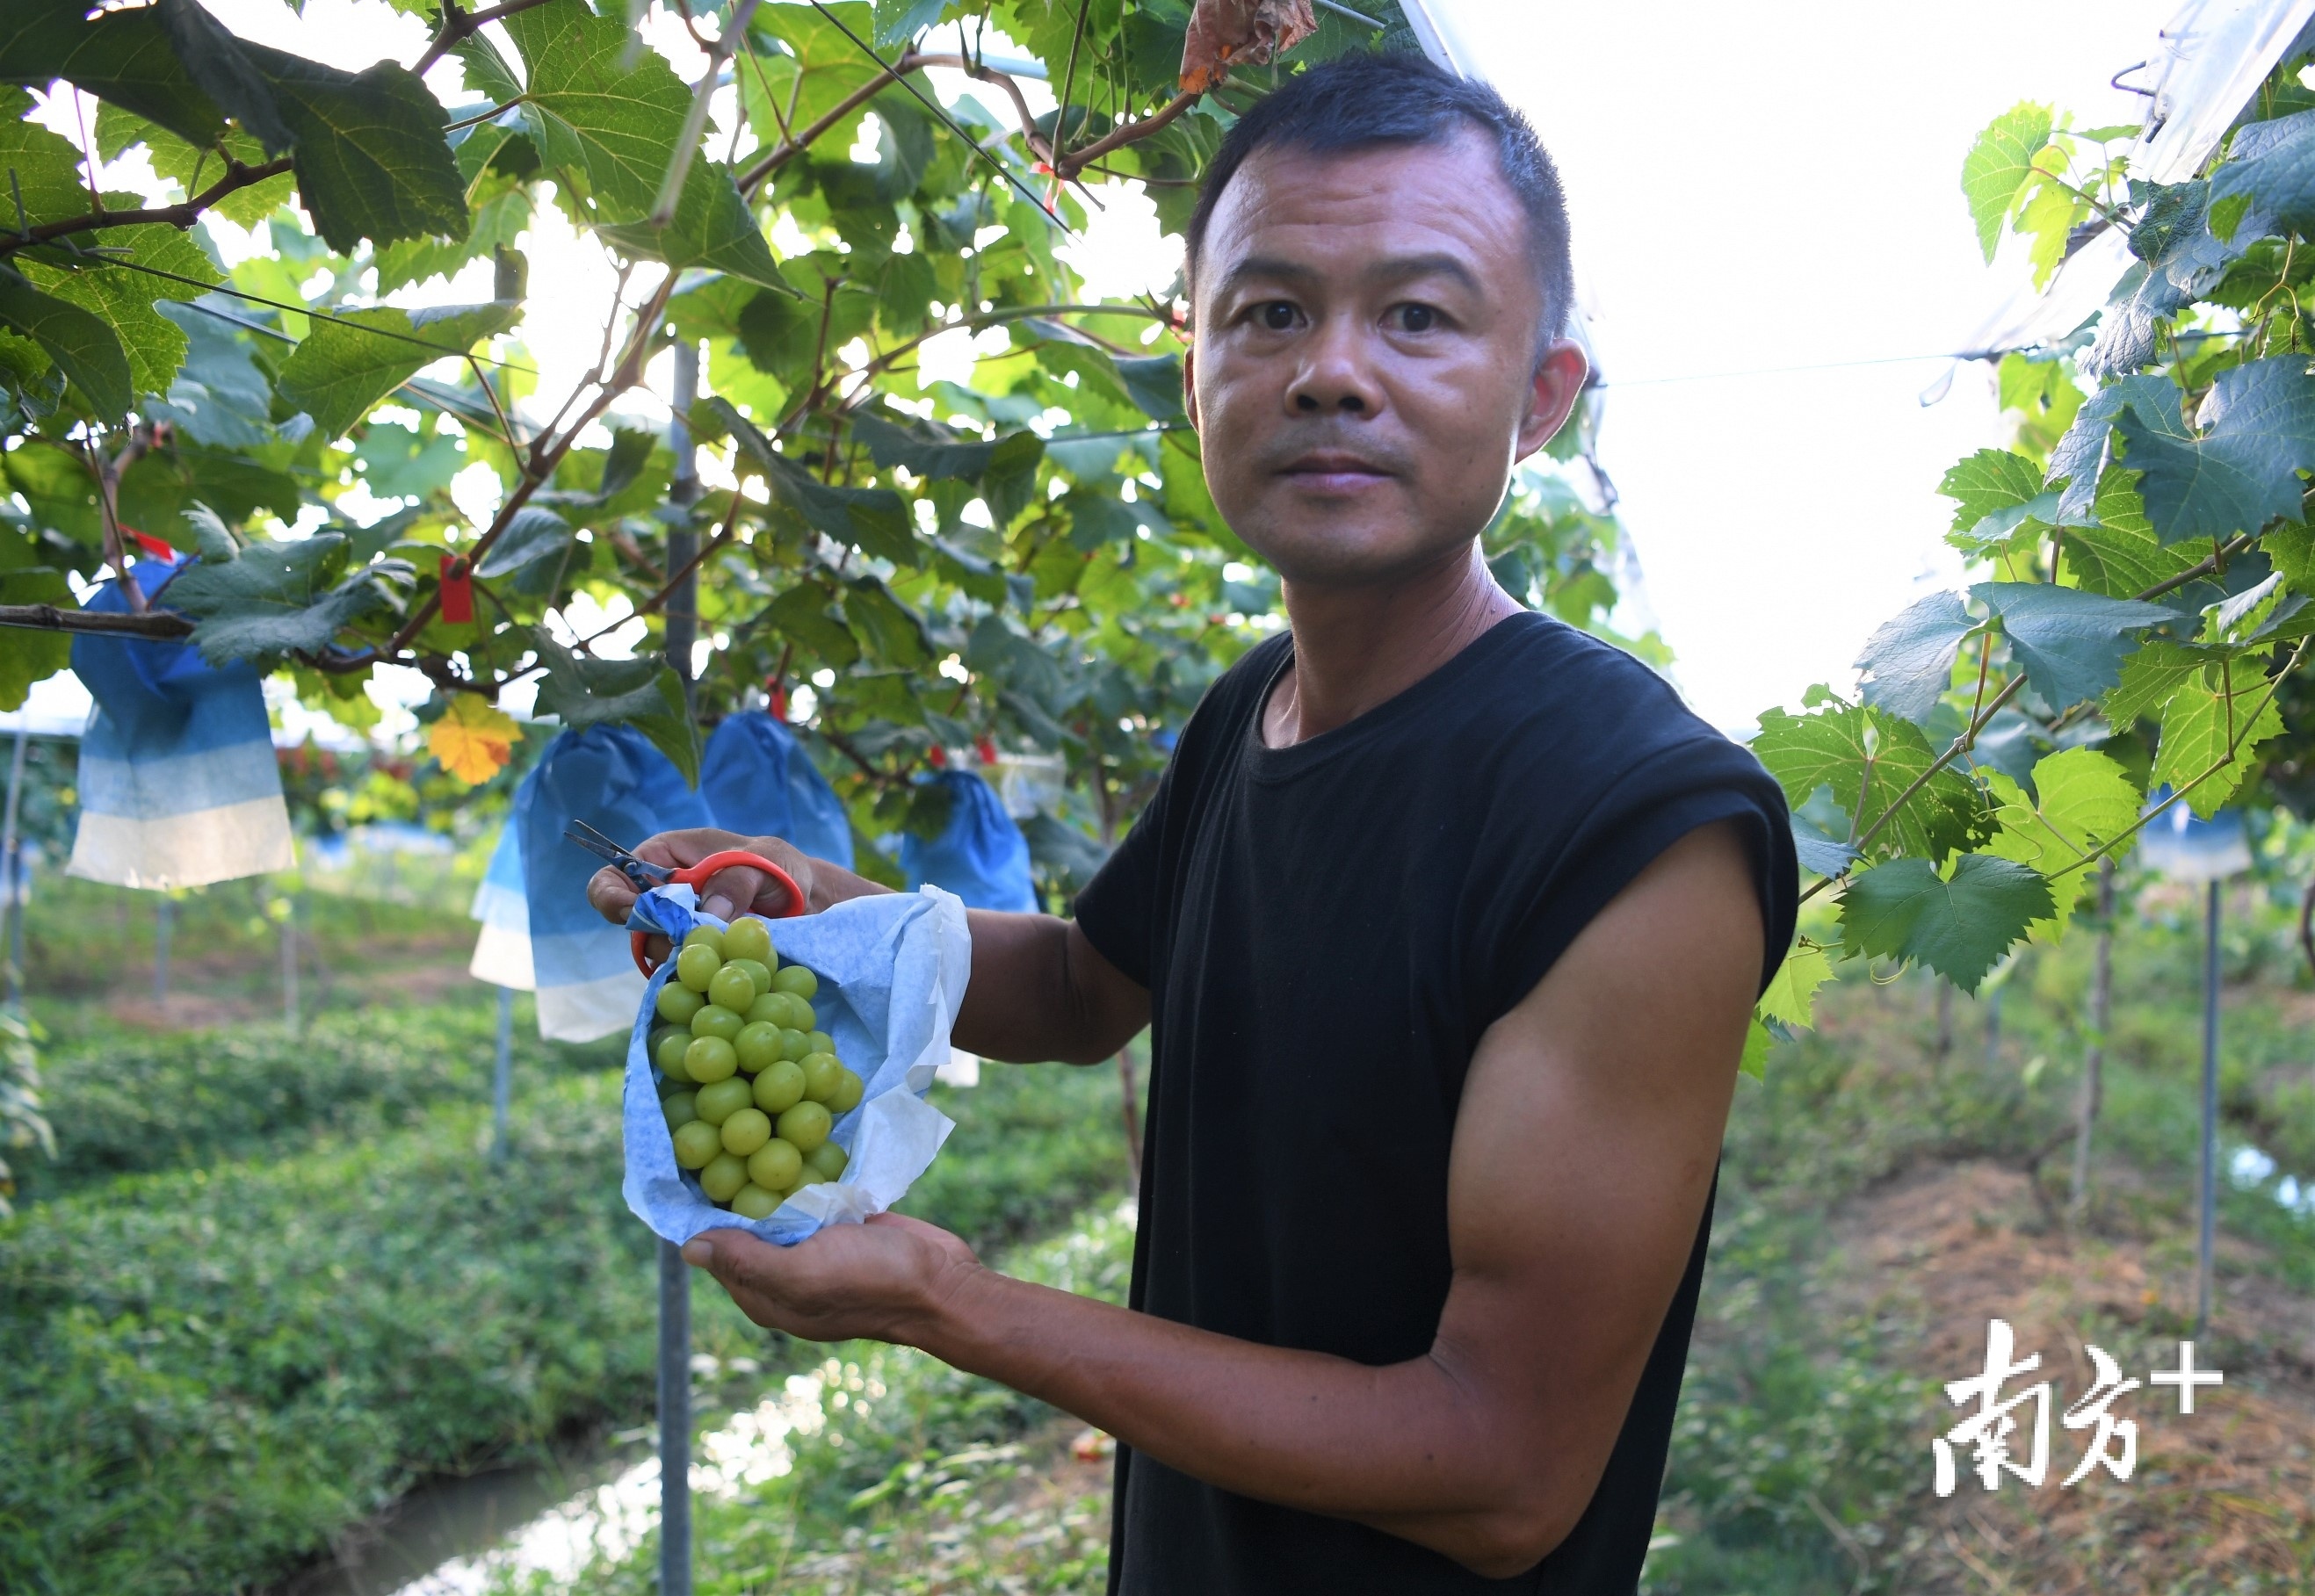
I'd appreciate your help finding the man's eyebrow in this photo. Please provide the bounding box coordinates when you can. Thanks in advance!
[1214,251,1484,296]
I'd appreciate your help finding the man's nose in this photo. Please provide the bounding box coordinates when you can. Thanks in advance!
[1284,318,1383,416]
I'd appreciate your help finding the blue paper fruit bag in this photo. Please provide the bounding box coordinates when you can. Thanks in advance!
[621,882,970,1246]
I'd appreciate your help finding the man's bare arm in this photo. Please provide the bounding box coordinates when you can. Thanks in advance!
[681,820,1764,1576]
[584,829,1147,1065]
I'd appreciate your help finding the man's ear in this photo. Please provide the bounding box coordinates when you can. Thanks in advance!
[1182,343,1200,433]
[1514,340,1590,462]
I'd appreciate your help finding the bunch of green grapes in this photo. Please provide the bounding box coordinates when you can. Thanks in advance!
[648,916,866,1222]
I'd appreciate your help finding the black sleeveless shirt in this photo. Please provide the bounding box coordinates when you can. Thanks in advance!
[1073,613,1796,1594]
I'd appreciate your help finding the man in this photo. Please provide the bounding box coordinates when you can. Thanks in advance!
[590,52,1796,1594]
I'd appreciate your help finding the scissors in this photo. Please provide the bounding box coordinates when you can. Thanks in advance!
[564,820,806,976]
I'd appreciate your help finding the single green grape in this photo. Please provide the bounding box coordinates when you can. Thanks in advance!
[694,1076,753,1125]
[655,1030,695,1078]
[729,1182,781,1220]
[700,1152,749,1203]
[672,1119,723,1170]
[662,1090,698,1130]
[777,1099,832,1152]
[676,942,723,993]
[774,1027,810,1062]
[744,993,783,1027]
[753,1058,807,1115]
[734,1021,783,1073]
[790,1167,826,1189]
[722,916,773,966]
[770,964,818,1000]
[683,924,727,959]
[728,958,773,1000]
[806,1141,849,1181]
[720,1107,772,1157]
[655,983,705,1026]
[807,1029,835,1058]
[747,1137,802,1190]
[691,1004,744,1044]
[823,1066,865,1114]
[707,964,757,1013]
[798,1051,842,1102]
[787,998,818,1034]
[684,1035,739,1084]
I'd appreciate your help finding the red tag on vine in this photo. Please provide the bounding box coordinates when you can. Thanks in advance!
[769,684,790,722]
[125,527,177,562]
[976,736,998,766]
[928,744,947,769]
[438,554,474,623]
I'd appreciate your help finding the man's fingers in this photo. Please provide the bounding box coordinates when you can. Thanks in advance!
[698,863,772,922]
[688,1226,787,1293]
[588,864,639,922]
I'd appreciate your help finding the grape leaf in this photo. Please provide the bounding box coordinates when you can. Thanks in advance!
[236,47,467,252]
[2210,107,2315,239]
[843,574,931,668]
[1750,704,1986,863]
[2083,182,2246,380]
[166,528,391,664]
[2268,521,2315,588]
[0,93,96,225]
[1758,942,1836,1030]
[2152,654,2287,815]
[764,581,860,668]
[502,1,689,219]
[1972,581,2175,710]
[851,408,1007,479]
[94,105,294,229]
[531,632,701,786]
[158,0,293,153]
[1961,103,2053,261]
[1839,854,2051,993]
[1854,589,1975,726]
[2103,638,2218,725]
[427,694,522,784]
[19,223,217,400]
[1737,1015,1771,1081]
[0,0,227,150]
[2115,356,2315,544]
[873,0,951,47]
[2059,468,2205,596]
[0,267,130,422]
[593,162,784,291]
[1980,747,2139,935]
[1116,353,1187,422]
[2044,374,2179,518]
[1938,448,2047,537]
[276,301,518,440]
[713,398,919,566]
[1789,812,1859,879]
[474,507,570,579]
[0,527,70,710]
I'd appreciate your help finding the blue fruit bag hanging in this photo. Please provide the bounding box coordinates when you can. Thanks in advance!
[701,710,855,867]
[66,551,296,888]
[901,769,1037,912]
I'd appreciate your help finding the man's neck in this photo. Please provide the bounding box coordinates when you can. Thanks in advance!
[1261,542,1522,749]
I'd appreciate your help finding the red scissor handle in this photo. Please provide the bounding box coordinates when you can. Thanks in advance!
[631,849,807,975]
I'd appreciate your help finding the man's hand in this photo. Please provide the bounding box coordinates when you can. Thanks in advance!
[683,1212,983,1345]
[584,827,828,926]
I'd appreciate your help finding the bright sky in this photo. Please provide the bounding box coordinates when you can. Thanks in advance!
[21,0,2190,737]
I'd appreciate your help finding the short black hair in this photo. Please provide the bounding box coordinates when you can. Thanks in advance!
[1184,52,1576,343]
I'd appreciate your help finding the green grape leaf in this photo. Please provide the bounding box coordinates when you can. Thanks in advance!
[1980,747,2139,935]
[2116,356,2315,543]
[473,506,569,579]
[1738,1015,1771,1080]
[1758,942,1836,1030]
[2103,638,2218,725]
[593,162,784,290]
[1961,102,2052,261]
[2018,179,2084,290]
[0,529,71,709]
[235,46,466,251]
[850,408,1006,479]
[1973,581,2175,710]
[354,423,462,500]
[2152,655,2287,816]
[158,0,293,152]
[1938,448,2049,538]
[503,0,687,219]
[531,632,701,786]
[2044,375,2178,518]
[712,397,919,566]
[276,301,518,440]
[2268,521,2314,589]
[2059,468,2205,596]
[2210,107,2315,240]
[0,94,95,224]
[19,223,217,399]
[1789,812,1859,879]
[1854,589,1976,726]
[1839,854,2051,993]
[0,266,130,422]
[0,0,227,150]
[166,528,389,664]
[872,0,951,47]
[764,581,861,668]
[2083,182,2246,380]
[1750,704,1985,863]
[1115,353,1187,422]
[843,574,931,668]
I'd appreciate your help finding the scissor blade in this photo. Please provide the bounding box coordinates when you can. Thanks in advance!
[561,826,631,866]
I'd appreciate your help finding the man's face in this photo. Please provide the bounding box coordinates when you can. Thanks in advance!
[1185,133,1587,590]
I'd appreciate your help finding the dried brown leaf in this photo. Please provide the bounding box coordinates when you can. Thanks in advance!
[1179,0,1319,94]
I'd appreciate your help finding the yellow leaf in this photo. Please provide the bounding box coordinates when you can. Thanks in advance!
[428,696,522,785]
[1759,943,1836,1031]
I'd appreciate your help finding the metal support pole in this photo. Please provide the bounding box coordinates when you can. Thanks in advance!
[491,984,514,1163]
[657,335,701,1596]
[2196,879,2221,1337]
[280,894,299,1030]
[153,895,170,1003]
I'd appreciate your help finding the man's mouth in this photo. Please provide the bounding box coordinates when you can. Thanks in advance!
[1278,451,1396,491]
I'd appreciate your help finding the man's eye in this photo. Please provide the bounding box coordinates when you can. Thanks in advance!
[1259,301,1298,330]
[1395,304,1438,332]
